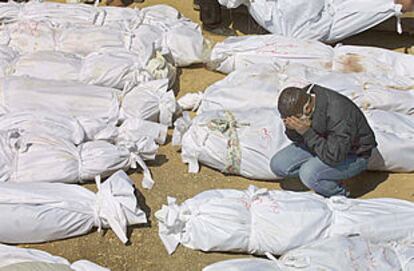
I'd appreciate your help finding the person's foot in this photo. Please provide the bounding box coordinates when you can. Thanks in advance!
[203,25,237,36]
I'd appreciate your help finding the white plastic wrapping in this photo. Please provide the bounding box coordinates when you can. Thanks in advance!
[0,111,85,145]
[0,3,207,67]
[14,50,82,81]
[366,110,414,172]
[204,236,412,271]
[0,77,120,139]
[156,185,414,256]
[156,185,332,255]
[0,170,147,244]
[218,0,401,42]
[120,79,177,126]
[0,131,155,187]
[210,35,414,79]
[0,20,57,54]
[174,109,290,180]
[0,244,109,271]
[11,48,175,90]
[0,1,104,26]
[179,64,282,114]
[209,35,334,74]
[56,25,127,56]
[132,5,208,67]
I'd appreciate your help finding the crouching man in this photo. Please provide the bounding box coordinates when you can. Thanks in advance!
[270,85,377,197]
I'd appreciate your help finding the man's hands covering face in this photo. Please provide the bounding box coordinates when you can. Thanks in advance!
[283,116,311,135]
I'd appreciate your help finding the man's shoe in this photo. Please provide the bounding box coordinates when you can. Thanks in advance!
[203,26,237,36]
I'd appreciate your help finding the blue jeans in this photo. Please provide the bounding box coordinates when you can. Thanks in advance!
[270,144,368,197]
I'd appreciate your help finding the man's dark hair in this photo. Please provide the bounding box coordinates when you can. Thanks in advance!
[277,86,310,118]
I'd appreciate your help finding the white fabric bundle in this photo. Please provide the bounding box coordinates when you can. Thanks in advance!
[0,1,105,26]
[0,111,85,145]
[0,77,120,139]
[0,20,57,54]
[209,35,334,74]
[120,79,177,126]
[203,236,414,271]
[0,131,155,187]
[156,186,332,255]
[0,170,147,244]
[210,35,414,79]
[12,49,176,89]
[156,185,414,255]
[13,51,82,81]
[173,108,290,180]
[134,5,208,67]
[178,64,282,113]
[0,244,109,271]
[0,44,18,76]
[218,0,401,42]
[56,25,127,56]
[366,110,414,172]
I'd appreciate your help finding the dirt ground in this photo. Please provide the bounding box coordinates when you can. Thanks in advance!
[22,1,414,270]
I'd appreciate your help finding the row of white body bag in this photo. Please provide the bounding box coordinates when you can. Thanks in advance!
[209,34,414,80]
[0,2,207,67]
[0,44,176,90]
[156,185,414,271]
[218,0,403,42]
[174,62,414,180]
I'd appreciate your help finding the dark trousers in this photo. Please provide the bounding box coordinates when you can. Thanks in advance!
[199,0,222,29]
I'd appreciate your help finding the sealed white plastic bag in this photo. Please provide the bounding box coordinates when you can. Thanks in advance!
[13,51,82,81]
[136,5,208,66]
[0,77,120,139]
[178,64,282,114]
[203,236,406,271]
[209,34,334,74]
[157,186,414,256]
[120,79,177,126]
[0,170,147,244]
[56,25,127,56]
[156,185,333,255]
[218,0,401,42]
[0,131,155,186]
[174,109,290,179]
[366,110,414,172]
[0,111,85,145]
[81,49,175,89]
[0,20,57,54]
[0,244,109,271]
[12,49,175,89]
[0,1,104,26]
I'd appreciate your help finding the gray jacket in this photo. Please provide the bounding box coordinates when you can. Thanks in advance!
[285,85,377,167]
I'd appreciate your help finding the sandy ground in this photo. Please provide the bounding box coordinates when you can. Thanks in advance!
[20,1,414,270]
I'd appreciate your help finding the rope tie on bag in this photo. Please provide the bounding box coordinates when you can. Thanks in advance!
[206,111,249,175]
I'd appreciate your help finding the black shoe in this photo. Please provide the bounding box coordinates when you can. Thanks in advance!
[203,25,237,36]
